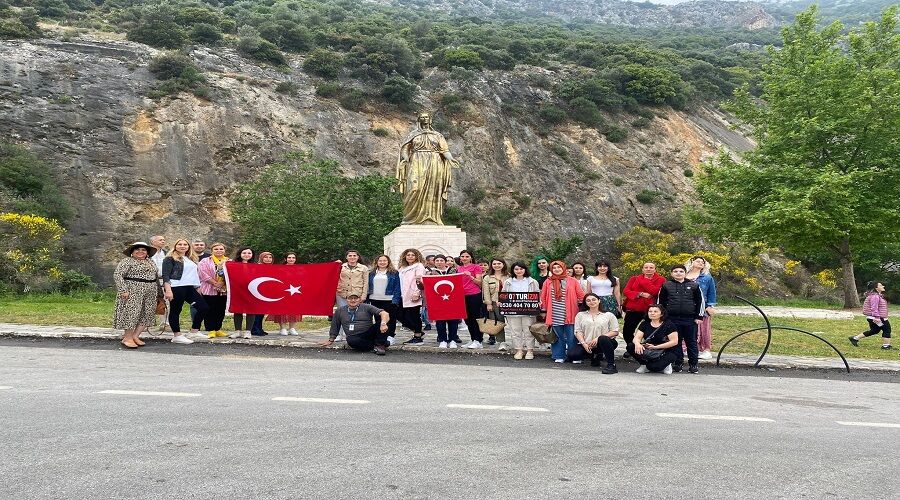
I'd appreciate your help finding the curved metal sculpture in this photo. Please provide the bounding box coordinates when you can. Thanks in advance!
[716,296,850,373]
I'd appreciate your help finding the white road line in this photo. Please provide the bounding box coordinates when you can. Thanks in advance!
[836,421,900,429]
[98,390,201,398]
[656,413,774,422]
[447,404,549,412]
[272,397,370,405]
[0,386,11,390]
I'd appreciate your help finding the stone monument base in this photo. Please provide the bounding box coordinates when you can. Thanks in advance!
[384,225,467,262]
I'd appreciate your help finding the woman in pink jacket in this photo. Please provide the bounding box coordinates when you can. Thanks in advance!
[540,261,586,363]
[397,248,427,345]
[849,281,892,350]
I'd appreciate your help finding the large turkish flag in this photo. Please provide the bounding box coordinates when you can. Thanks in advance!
[422,274,467,321]
[225,261,340,315]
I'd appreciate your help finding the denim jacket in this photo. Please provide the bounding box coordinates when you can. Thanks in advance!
[161,256,184,284]
[367,270,402,304]
[694,273,717,312]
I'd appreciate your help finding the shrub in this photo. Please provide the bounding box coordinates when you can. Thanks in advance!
[568,97,605,128]
[381,76,417,110]
[304,48,342,78]
[339,88,365,111]
[440,48,484,70]
[239,36,287,66]
[372,127,390,137]
[605,126,628,143]
[624,64,681,105]
[0,212,65,292]
[58,269,96,293]
[0,8,40,39]
[636,189,661,204]
[315,81,341,98]
[612,177,625,186]
[127,8,186,49]
[631,116,651,128]
[275,81,299,94]
[683,168,694,177]
[189,23,222,45]
[538,105,567,125]
[230,152,402,261]
[147,52,207,99]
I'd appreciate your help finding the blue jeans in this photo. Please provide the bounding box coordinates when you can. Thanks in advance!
[551,324,575,361]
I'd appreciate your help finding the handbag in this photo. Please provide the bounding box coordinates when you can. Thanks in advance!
[155,297,167,315]
[477,317,505,335]
[638,325,667,360]
[529,322,557,344]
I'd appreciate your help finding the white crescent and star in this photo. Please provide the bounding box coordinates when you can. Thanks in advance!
[433,279,454,301]
[248,277,302,302]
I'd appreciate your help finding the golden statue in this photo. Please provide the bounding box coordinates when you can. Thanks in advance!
[396,112,460,225]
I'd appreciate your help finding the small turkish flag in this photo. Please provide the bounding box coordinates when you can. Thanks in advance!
[422,274,467,321]
[225,261,340,315]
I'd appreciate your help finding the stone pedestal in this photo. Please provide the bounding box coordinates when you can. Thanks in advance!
[383,225,467,262]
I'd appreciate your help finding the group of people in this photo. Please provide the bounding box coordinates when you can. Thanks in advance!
[113,236,732,375]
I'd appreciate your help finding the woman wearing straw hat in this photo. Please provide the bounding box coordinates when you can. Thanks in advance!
[113,242,162,348]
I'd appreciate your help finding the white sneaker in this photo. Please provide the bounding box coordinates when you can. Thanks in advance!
[289,328,299,336]
[279,328,289,336]
[572,360,582,364]
[242,332,251,339]
[438,341,448,349]
[458,323,469,332]
[698,350,712,360]
[228,332,241,339]
[465,341,482,349]
[188,331,206,339]
[498,342,509,351]
[171,335,194,344]
[448,341,458,349]
[554,359,564,363]
[334,334,345,343]
[636,365,649,374]
[663,364,673,375]
[387,336,395,346]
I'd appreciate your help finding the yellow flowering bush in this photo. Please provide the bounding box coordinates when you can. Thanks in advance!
[613,226,762,296]
[813,269,839,289]
[0,212,66,292]
[784,260,800,277]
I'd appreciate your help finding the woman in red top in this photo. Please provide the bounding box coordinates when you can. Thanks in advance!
[621,262,666,350]
[458,250,485,349]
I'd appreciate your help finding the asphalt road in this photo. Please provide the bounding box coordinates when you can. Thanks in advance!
[1,338,898,500]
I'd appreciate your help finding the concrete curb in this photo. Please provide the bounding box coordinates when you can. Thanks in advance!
[2,323,897,373]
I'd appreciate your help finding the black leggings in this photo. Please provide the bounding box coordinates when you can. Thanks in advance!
[203,295,227,331]
[568,337,618,365]
[168,286,208,333]
[627,343,679,372]
[622,311,646,346]
[464,293,484,342]
[368,299,398,337]
[398,305,423,334]
[863,318,892,338]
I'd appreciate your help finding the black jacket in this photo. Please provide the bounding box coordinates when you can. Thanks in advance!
[658,279,703,319]
[161,256,184,284]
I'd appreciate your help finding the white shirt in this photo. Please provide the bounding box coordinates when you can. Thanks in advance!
[369,271,392,301]
[151,248,167,277]
[504,277,537,293]
[170,258,200,287]
[587,276,616,296]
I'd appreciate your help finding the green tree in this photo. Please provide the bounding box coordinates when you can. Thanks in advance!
[189,23,222,45]
[230,152,402,261]
[127,7,187,49]
[691,7,900,308]
[439,48,483,70]
[0,142,72,224]
[623,64,681,104]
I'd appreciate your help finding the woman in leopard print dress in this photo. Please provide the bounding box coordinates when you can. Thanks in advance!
[113,242,161,348]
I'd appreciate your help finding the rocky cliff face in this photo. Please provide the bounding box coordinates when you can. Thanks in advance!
[0,37,752,284]
[367,0,778,29]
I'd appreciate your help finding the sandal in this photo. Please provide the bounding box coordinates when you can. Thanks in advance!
[133,338,146,346]
[121,339,138,349]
